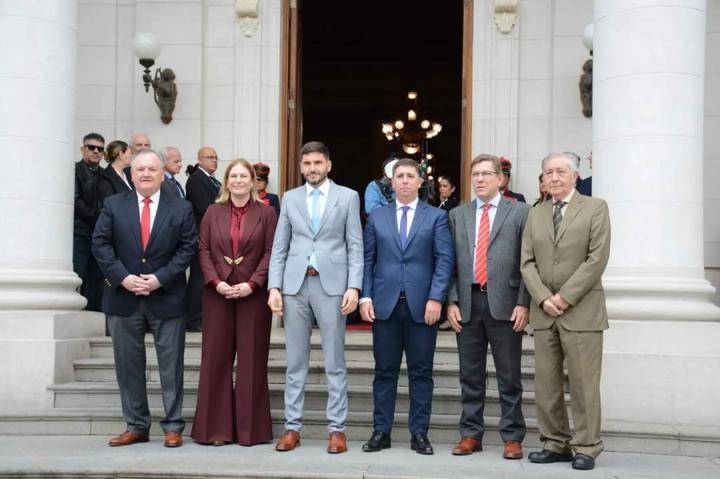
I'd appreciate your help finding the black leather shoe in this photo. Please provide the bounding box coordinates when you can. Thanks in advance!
[410,432,434,455]
[362,431,391,452]
[528,449,573,463]
[572,453,595,470]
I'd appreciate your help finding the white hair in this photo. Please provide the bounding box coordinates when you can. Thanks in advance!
[130,148,164,167]
[541,152,579,173]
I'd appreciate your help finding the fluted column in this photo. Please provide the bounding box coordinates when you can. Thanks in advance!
[593,0,720,438]
[0,0,85,310]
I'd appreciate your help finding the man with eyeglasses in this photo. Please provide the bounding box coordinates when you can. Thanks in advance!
[74,132,106,311]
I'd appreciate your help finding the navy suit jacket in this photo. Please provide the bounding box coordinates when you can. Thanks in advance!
[92,190,198,318]
[362,200,454,323]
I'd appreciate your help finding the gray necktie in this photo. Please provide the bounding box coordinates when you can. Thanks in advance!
[553,201,567,234]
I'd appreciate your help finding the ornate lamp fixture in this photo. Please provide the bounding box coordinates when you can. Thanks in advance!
[132,33,177,124]
[381,91,442,156]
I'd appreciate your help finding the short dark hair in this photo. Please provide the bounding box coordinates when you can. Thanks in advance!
[83,132,105,144]
[392,158,422,177]
[300,141,330,159]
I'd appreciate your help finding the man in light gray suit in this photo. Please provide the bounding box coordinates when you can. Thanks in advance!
[446,154,530,459]
[268,141,363,454]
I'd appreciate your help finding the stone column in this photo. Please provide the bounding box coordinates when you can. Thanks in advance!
[0,0,102,410]
[594,0,720,444]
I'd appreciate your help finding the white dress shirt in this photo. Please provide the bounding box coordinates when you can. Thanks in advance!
[473,192,501,280]
[395,197,419,237]
[136,190,161,233]
[553,189,575,218]
[305,179,330,219]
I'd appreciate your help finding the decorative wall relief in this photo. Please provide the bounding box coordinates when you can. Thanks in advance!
[235,0,260,37]
[494,0,518,34]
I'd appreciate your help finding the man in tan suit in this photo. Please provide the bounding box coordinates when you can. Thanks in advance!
[520,152,611,471]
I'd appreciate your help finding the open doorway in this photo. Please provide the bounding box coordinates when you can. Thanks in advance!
[281,0,470,205]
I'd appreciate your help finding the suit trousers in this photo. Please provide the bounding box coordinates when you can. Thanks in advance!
[457,289,525,442]
[534,320,604,458]
[283,275,347,432]
[107,300,186,434]
[372,297,438,435]
[185,256,203,330]
[73,233,103,312]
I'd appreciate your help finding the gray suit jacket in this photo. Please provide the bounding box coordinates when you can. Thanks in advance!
[448,197,531,322]
[268,181,363,296]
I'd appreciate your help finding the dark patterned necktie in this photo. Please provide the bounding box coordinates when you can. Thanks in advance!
[553,201,566,234]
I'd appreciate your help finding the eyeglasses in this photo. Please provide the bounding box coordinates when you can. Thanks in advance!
[84,144,105,153]
[471,170,497,179]
[199,155,219,160]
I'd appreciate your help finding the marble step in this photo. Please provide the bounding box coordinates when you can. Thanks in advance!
[73,358,568,392]
[49,382,565,418]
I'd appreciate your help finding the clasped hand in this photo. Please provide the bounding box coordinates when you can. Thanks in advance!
[216,281,252,299]
[542,294,569,317]
[121,274,161,296]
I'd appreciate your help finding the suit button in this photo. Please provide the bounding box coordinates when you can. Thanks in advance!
[141,258,147,263]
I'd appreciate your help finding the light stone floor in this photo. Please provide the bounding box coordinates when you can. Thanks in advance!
[0,436,718,479]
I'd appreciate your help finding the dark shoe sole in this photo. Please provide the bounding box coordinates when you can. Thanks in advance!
[275,441,300,452]
[411,444,434,455]
[528,454,573,463]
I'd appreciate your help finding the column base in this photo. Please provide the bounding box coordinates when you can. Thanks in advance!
[0,269,86,310]
[0,311,104,411]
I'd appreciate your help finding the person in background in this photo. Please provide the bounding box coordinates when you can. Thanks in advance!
[572,151,593,197]
[499,157,526,203]
[364,153,399,215]
[253,162,280,216]
[74,132,105,312]
[97,141,133,210]
[436,175,460,212]
[191,159,277,446]
[131,133,151,152]
[160,146,185,199]
[533,173,551,207]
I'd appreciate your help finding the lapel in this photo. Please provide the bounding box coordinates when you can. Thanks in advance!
[382,203,403,252]
[235,201,262,255]
[488,197,511,247]
[294,187,313,233]
[145,190,171,253]
[541,200,555,241]
[315,181,339,237]
[463,200,477,252]
[555,193,583,244]
[405,200,429,250]
[124,191,143,253]
[215,203,233,256]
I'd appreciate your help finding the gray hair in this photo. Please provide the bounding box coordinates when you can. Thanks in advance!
[541,152,579,173]
[131,148,164,167]
[158,146,180,163]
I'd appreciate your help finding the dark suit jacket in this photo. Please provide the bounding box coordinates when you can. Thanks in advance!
[437,197,459,212]
[362,200,454,323]
[186,169,220,227]
[448,197,531,323]
[576,176,592,196]
[162,174,185,199]
[91,190,198,318]
[198,201,277,288]
[97,166,133,210]
[502,190,526,203]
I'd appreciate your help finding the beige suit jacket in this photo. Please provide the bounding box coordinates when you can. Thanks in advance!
[520,192,611,331]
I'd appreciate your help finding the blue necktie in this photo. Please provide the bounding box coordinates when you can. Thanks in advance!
[310,188,321,233]
[399,206,409,250]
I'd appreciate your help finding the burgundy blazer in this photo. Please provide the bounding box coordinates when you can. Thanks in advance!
[198,200,278,288]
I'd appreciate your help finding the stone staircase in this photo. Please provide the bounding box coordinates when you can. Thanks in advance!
[1,329,718,456]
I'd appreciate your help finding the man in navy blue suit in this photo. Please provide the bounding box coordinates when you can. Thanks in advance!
[92,149,197,448]
[359,158,454,455]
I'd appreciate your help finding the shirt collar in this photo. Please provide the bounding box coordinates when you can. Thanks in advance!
[554,189,575,205]
[306,179,330,197]
[136,189,161,204]
[476,192,501,209]
[164,171,173,179]
[396,197,419,210]
[198,166,211,177]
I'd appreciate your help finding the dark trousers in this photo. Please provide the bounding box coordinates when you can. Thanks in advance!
[185,256,203,331]
[457,289,525,442]
[73,233,102,312]
[108,301,186,434]
[372,297,438,435]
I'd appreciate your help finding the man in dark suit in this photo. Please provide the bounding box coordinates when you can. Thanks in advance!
[92,149,198,448]
[359,158,454,455]
[446,153,530,459]
[160,146,185,199]
[185,146,221,331]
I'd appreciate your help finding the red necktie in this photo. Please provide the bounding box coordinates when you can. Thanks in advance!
[141,197,152,250]
[474,203,490,284]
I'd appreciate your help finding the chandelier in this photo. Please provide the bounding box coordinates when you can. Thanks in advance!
[381,91,442,156]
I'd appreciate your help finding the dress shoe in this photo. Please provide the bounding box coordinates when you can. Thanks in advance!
[108,431,149,447]
[528,449,573,463]
[362,431,391,452]
[164,431,183,448]
[327,431,347,454]
[452,437,482,456]
[572,453,595,470]
[275,430,301,451]
[410,432,434,455]
[503,440,523,459]
[212,441,227,446]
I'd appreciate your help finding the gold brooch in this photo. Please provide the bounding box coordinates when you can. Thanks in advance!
[223,256,244,265]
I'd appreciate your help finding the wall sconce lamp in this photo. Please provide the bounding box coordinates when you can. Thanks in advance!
[132,33,177,124]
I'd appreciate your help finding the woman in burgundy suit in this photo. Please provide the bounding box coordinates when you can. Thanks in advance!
[191,159,278,446]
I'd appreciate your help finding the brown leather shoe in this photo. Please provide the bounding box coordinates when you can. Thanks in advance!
[452,436,482,455]
[327,431,347,454]
[108,431,149,447]
[275,430,301,451]
[164,431,183,448]
[503,440,523,459]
